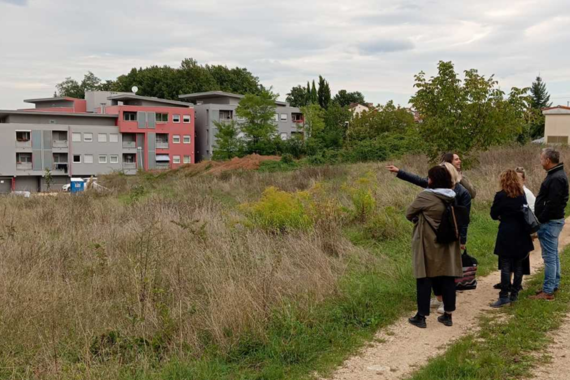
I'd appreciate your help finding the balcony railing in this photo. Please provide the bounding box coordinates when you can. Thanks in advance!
[123,141,136,149]
[156,163,169,170]
[156,142,169,149]
[53,140,68,148]
[15,141,32,149]
[53,163,68,173]
[123,163,136,170]
[16,162,32,170]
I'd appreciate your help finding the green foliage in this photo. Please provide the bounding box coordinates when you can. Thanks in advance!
[333,90,366,107]
[322,103,352,149]
[344,173,377,222]
[317,76,331,109]
[363,207,409,241]
[310,80,318,104]
[300,104,326,139]
[43,168,53,192]
[56,71,111,99]
[286,85,309,107]
[529,76,552,139]
[410,61,532,162]
[212,120,245,160]
[346,101,415,143]
[237,91,279,150]
[258,160,299,173]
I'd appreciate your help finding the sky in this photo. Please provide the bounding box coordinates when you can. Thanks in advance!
[1,0,570,110]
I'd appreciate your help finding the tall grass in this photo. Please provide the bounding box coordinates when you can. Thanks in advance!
[0,144,567,379]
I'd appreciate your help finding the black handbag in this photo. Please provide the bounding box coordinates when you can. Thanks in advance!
[521,203,540,234]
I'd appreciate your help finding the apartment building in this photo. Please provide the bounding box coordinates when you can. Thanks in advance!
[179,91,303,162]
[543,106,570,144]
[0,92,194,193]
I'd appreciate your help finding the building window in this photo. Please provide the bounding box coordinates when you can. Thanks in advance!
[173,156,181,164]
[73,155,81,163]
[16,131,31,142]
[84,154,93,164]
[280,114,288,121]
[183,135,191,144]
[173,114,180,123]
[109,133,119,143]
[98,133,107,143]
[17,153,32,163]
[72,132,81,142]
[156,113,169,123]
[110,155,119,164]
[123,112,137,121]
[280,133,288,140]
[183,115,191,123]
[547,136,569,144]
[183,155,191,164]
[274,114,279,122]
[99,155,107,164]
[173,135,181,144]
[84,133,93,142]
[219,110,233,120]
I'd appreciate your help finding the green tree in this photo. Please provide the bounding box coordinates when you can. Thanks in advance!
[334,90,366,107]
[212,120,244,160]
[322,103,352,148]
[286,85,309,107]
[236,91,278,152]
[529,76,552,138]
[346,101,415,143]
[310,80,318,104]
[300,104,325,139]
[410,61,531,162]
[317,76,331,109]
[56,78,83,98]
[44,168,53,192]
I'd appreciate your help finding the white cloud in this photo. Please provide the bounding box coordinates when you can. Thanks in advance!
[1,0,570,109]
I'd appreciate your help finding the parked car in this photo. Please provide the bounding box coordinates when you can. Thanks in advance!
[62,183,71,192]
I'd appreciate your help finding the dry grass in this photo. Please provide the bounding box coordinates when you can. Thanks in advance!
[0,144,567,379]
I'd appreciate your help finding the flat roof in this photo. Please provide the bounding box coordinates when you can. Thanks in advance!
[179,91,244,100]
[543,106,570,115]
[0,110,118,118]
[23,96,79,104]
[107,93,191,107]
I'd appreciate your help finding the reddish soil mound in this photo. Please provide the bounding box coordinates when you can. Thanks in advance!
[175,154,280,176]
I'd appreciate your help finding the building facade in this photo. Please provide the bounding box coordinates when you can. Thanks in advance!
[179,91,303,162]
[0,92,195,193]
[543,106,570,144]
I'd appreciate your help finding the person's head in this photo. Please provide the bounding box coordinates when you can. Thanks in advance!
[500,169,524,198]
[515,167,527,184]
[440,162,461,187]
[442,152,462,171]
[427,166,453,189]
[540,148,560,170]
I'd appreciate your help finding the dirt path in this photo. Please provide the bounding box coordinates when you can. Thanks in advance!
[531,315,570,380]
[322,218,570,380]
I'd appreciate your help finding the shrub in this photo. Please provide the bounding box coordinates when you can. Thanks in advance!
[344,172,377,223]
[364,207,408,241]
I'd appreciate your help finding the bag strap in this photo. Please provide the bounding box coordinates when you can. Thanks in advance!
[450,204,460,240]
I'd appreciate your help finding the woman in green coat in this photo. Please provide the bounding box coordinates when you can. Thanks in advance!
[406,166,463,328]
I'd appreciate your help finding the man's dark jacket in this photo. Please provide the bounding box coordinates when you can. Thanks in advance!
[397,169,471,244]
[535,163,569,223]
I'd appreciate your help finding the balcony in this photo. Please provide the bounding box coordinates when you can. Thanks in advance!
[53,163,68,174]
[156,134,169,149]
[156,142,169,149]
[53,140,68,148]
[53,153,68,174]
[16,162,32,170]
[15,140,32,149]
[52,131,68,148]
[123,163,136,170]
[16,131,31,149]
[156,163,169,170]
[123,141,136,149]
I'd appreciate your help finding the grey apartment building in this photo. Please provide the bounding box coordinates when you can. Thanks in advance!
[179,91,303,162]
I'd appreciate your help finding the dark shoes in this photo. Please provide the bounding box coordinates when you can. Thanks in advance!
[437,313,453,327]
[509,293,519,302]
[408,313,427,328]
[490,298,511,308]
[535,288,558,295]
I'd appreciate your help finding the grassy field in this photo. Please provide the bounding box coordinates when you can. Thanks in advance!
[0,144,566,379]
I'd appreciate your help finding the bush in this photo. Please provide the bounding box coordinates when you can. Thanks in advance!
[258,160,298,173]
[363,207,408,241]
[281,154,295,164]
[345,172,377,223]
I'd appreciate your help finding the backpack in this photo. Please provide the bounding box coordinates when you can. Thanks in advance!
[435,201,460,244]
[455,250,478,290]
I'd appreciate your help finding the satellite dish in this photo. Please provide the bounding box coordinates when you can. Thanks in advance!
[131,86,138,94]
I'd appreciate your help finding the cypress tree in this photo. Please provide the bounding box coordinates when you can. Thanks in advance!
[530,76,552,109]
[311,80,318,104]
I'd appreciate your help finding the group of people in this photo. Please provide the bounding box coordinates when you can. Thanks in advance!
[387,148,569,328]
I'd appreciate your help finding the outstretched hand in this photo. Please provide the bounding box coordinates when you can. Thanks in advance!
[386,165,400,173]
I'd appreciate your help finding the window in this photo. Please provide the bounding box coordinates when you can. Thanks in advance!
[173,156,181,164]
[98,133,107,143]
[73,155,81,163]
[173,135,181,144]
[280,114,288,121]
[183,135,191,144]
[183,155,191,164]
[547,136,569,144]
[123,112,137,121]
[183,115,191,123]
[280,133,288,140]
[99,155,107,164]
[173,114,180,123]
[109,133,119,143]
[84,154,93,164]
[72,132,81,142]
[274,114,279,122]
[16,131,30,142]
[156,113,169,123]
[84,133,93,142]
[110,155,119,164]
[17,153,32,163]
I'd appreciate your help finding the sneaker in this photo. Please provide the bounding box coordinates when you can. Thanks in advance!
[437,313,453,327]
[430,298,442,308]
[437,304,445,315]
[490,298,511,308]
[530,291,555,301]
[408,313,427,328]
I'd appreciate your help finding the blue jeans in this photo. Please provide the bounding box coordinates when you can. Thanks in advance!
[538,219,565,294]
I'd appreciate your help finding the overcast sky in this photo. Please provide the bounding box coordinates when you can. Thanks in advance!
[1,0,570,109]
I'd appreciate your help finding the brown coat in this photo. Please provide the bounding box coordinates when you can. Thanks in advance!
[406,190,463,279]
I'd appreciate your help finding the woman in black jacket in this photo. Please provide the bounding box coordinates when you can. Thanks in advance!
[490,169,534,307]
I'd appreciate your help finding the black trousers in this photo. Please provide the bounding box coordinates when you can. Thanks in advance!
[417,276,456,316]
[499,257,525,298]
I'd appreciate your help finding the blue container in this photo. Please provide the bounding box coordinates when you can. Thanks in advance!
[70,178,85,193]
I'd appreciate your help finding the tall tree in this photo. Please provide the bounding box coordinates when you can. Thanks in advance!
[300,104,325,139]
[334,90,366,107]
[317,76,331,109]
[310,80,318,104]
[529,76,552,139]
[56,71,106,98]
[322,102,352,148]
[236,91,278,151]
[410,61,531,162]
[212,120,244,160]
[286,85,309,107]
[346,101,415,143]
